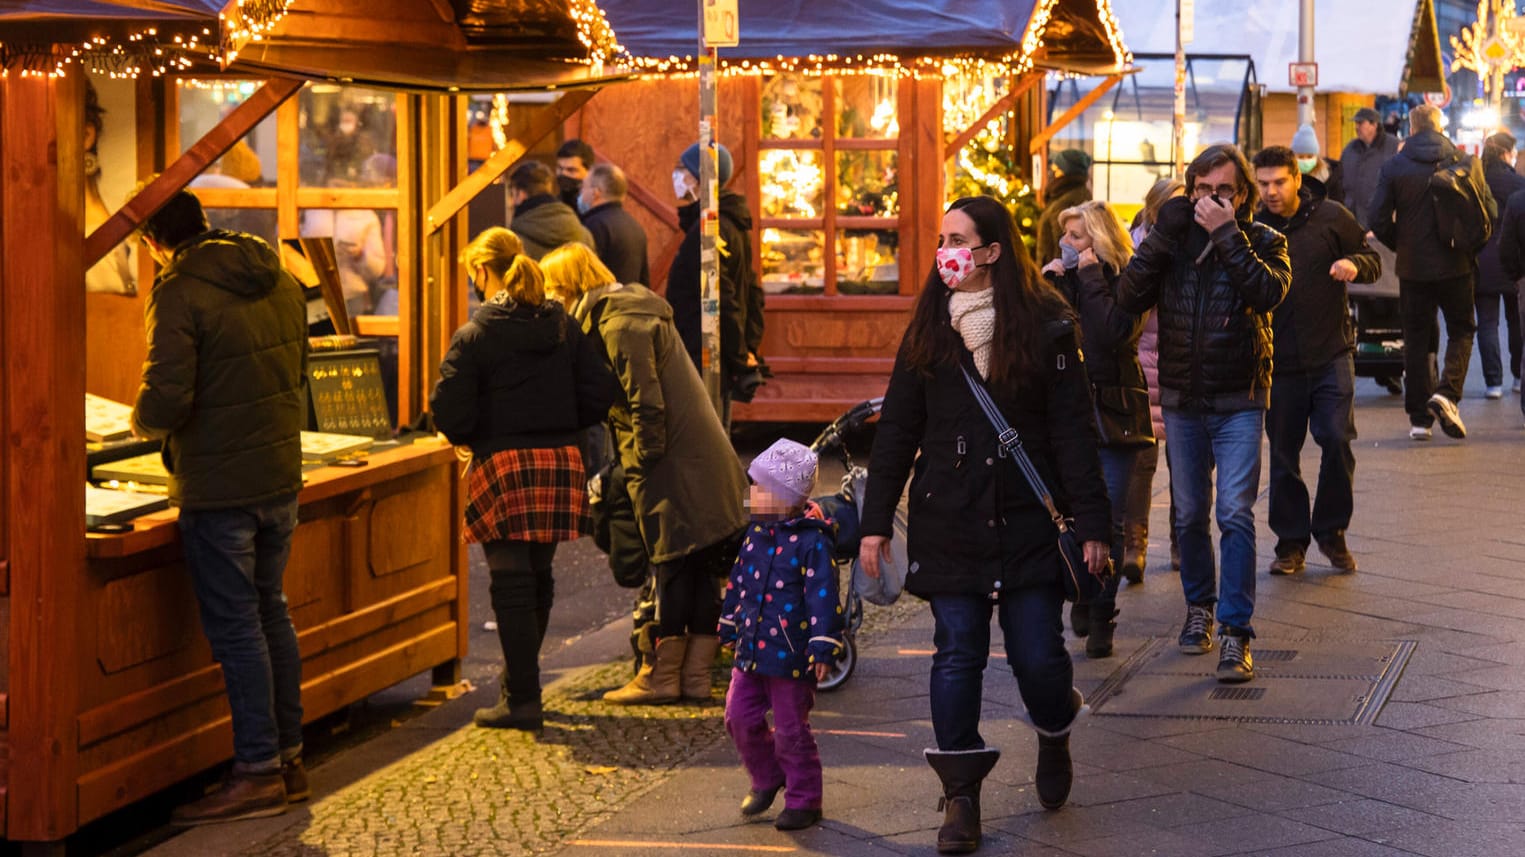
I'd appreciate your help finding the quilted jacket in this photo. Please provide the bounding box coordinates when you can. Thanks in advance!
[719,513,844,679]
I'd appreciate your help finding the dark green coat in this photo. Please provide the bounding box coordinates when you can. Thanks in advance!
[575,283,747,564]
[131,230,308,509]
[1036,175,1093,266]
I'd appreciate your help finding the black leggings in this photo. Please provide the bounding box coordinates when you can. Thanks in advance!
[654,547,725,639]
[483,540,558,704]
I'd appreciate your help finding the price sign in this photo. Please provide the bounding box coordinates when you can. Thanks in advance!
[1289,62,1318,88]
[703,0,739,48]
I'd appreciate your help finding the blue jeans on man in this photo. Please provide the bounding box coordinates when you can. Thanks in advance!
[928,583,1073,751]
[178,494,304,771]
[1164,408,1264,637]
[1266,357,1356,556]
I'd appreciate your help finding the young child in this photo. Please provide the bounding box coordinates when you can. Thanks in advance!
[719,438,845,831]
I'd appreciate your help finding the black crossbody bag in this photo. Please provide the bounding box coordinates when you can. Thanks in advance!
[960,366,1111,603]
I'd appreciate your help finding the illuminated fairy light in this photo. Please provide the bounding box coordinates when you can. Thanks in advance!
[1451,0,1525,113]
[759,149,823,219]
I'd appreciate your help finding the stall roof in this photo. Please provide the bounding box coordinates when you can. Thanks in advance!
[1108,0,1444,95]
[600,0,1133,75]
[0,0,629,91]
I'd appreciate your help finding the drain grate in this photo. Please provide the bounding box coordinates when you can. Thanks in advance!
[1210,687,1267,701]
[1089,637,1416,725]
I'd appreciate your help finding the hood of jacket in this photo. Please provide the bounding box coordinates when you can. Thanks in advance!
[469,298,567,353]
[162,230,282,298]
[718,190,754,230]
[1258,185,1323,234]
[512,196,586,243]
[1401,130,1456,166]
[590,281,674,325]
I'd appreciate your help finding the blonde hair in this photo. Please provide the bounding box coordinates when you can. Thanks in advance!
[1059,200,1134,272]
[541,242,617,302]
[461,227,544,304]
[1409,104,1443,134]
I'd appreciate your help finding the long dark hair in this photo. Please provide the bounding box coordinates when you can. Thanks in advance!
[902,195,1073,386]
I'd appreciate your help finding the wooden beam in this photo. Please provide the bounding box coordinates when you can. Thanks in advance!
[624,173,679,231]
[1028,73,1124,155]
[424,89,599,236]
[945,72,1043,160]
[83,77,303,269]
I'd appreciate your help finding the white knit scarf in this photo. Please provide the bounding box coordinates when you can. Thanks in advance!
[948,287,996,378]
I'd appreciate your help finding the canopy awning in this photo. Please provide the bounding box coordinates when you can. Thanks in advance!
[1108,0,1445,96]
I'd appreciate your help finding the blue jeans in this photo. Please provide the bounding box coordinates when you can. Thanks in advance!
[1096,445,1144,606]
[178,495,304,770]
[928,586,1073,751]
[1476,290,1522,387]
[1163,408,1264,637]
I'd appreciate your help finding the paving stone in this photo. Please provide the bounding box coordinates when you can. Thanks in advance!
[1374,819,1525,857]
[1279,797,1443,836]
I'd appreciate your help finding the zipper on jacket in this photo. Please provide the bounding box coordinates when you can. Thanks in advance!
[778,616,797,652]
[955,435,966,469]
[1190,256,1210,405]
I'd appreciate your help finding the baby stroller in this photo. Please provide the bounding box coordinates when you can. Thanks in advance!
[807,397,910,692]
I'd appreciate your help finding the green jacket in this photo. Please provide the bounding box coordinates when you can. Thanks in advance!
[132,230,308,509]
[1036,175,1093,266]
[575,283,747,564]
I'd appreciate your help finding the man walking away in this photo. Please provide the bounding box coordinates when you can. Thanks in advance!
[1119,144,1291,684]
[1368,104,1496,441]
[131,189,310,824]
[1253,146,1379,576]
[578,162,651,287]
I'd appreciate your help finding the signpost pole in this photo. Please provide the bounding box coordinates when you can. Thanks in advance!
[1173,0,1189,177]
[698,2,722,416]
[1298,0,1316,129]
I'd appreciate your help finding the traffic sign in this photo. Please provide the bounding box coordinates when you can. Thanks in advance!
[1289,62,1318,88]
[703,0,739,48]
[1424,83,1452,109]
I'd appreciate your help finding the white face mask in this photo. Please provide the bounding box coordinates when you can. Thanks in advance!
[673,169,697,201]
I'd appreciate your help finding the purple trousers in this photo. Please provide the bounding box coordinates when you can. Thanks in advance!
[724,668,822,810]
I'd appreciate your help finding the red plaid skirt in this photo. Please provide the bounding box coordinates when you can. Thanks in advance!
[463,445,590,544]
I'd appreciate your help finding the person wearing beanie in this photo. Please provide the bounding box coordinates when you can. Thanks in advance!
[1340,106,1400,228]
[665,140,766,423]
[1291,124,1344,206]
[719,438,844,831]
[1038,148,1094,266]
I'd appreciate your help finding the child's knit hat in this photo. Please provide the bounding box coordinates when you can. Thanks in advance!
[748,438,818,507]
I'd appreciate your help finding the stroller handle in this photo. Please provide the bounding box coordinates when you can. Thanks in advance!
[808,397,883,456]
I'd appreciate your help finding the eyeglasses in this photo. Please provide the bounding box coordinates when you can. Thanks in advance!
[1193,183,1240,198]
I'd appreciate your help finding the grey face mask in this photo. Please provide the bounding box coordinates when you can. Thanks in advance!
[1060,242,1080,269]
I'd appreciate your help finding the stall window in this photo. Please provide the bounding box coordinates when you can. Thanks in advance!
[178,79,278,185]
[758,73,903,296]
[299,85,399,189]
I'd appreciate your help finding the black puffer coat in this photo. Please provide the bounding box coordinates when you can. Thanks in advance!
[860,319,1110,599]
[1049,262,1152,447]
[1117,213,1291,411]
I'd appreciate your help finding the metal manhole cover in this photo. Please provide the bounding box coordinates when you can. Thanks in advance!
[1089,637,1415,725]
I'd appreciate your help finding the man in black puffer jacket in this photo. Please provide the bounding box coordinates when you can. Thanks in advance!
[1253,146,1380,578]
[1368,104,1496,440]
[1119,144,1291,685]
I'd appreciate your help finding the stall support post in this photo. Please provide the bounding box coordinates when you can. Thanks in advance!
[697,5,723,416]
[1,70,87,843]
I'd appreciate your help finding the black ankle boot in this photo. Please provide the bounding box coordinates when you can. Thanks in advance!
[1034,689,1083,810]
[1085,603,1117,659]
[1069,600,1090,638]
[925,748,1000,854]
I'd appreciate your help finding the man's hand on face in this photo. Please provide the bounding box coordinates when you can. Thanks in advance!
[1194,194,1237,233]
[1151,196,1195,241]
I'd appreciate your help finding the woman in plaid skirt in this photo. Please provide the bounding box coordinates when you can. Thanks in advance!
[431,228,620,731]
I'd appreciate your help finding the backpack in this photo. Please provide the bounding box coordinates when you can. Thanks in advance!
[1429,154,1495,254]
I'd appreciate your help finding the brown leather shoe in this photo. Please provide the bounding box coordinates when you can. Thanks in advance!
[282,757,311,803]
[171,771,287,826]
[1317,535,1358,572]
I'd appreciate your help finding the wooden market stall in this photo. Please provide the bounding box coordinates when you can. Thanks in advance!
[0,0,623,847]
[575,0,1134,422]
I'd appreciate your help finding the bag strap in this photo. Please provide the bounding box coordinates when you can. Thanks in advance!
[958,365,1075,536]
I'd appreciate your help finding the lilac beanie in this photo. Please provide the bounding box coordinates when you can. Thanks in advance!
[748,438,818,506]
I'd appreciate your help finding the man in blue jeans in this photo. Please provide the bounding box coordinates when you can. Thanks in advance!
[131,189,310,824]
[1253,145,1379,575]
[1120,144,1291,682]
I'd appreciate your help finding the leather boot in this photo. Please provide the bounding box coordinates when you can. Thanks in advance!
[924,747,1001,855]
[171,769,287,826]
[604,636,686,705]
[1120,524,1147,584]
[1069,600,1090,638]
[1034,688,1084,810]
[680,634,720,701]
[1085,603,1118,659]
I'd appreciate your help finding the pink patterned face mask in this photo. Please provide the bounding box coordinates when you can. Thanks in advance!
[936,247,977,288]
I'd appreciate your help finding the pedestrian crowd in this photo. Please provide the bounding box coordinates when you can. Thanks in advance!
[135,105,1515,857]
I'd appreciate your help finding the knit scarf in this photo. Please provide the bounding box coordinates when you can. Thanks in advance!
[948,287,996,379]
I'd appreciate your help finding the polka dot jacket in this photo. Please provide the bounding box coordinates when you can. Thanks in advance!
[718,515,845,680]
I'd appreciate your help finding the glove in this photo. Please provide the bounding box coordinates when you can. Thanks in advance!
[1151,196,1195,242]
[729,368,766,403]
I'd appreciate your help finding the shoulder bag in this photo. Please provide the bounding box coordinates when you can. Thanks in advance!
[960,366,1112,603]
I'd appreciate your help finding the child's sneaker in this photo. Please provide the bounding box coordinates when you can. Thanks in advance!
[740,783,783,816]
[774,808,822,830]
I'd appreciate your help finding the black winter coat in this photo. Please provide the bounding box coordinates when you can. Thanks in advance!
[1497,188,1525,282]
[1369,130,1497,282]
[1254,187,1380,374]
[1117,215,1291,411]
[667,191,763,390]
[431,298,619,457]
[1476,159,1525,296]
[1049,262,1153,447]
[583,200,651,288]
[860,320,1111,599]
[1339,128,1399,227]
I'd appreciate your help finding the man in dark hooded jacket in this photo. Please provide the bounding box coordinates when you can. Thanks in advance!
[1369,104,1497,441]
[665,141,766,416]
[1253,146,1380,577]
[131,189,309,825]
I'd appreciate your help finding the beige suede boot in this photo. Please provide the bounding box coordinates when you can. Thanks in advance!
[604,636,687,705]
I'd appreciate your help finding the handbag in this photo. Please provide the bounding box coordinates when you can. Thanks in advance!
[960,366,1112,603]
[1092,384,1153,448]
[588,459,650,588]
[836,466,908,606]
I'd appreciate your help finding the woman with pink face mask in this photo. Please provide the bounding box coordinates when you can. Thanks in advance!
[857,196,1111,855]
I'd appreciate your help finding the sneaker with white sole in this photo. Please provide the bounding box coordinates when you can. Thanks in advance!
[1486,386,1504,399]
[1426,394,1466,438]
[1409,425,1432,441]
[1515,379,1522,394]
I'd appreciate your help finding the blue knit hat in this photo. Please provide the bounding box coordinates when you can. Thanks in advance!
[680,142,733,186]
[1291,124,1320,156]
